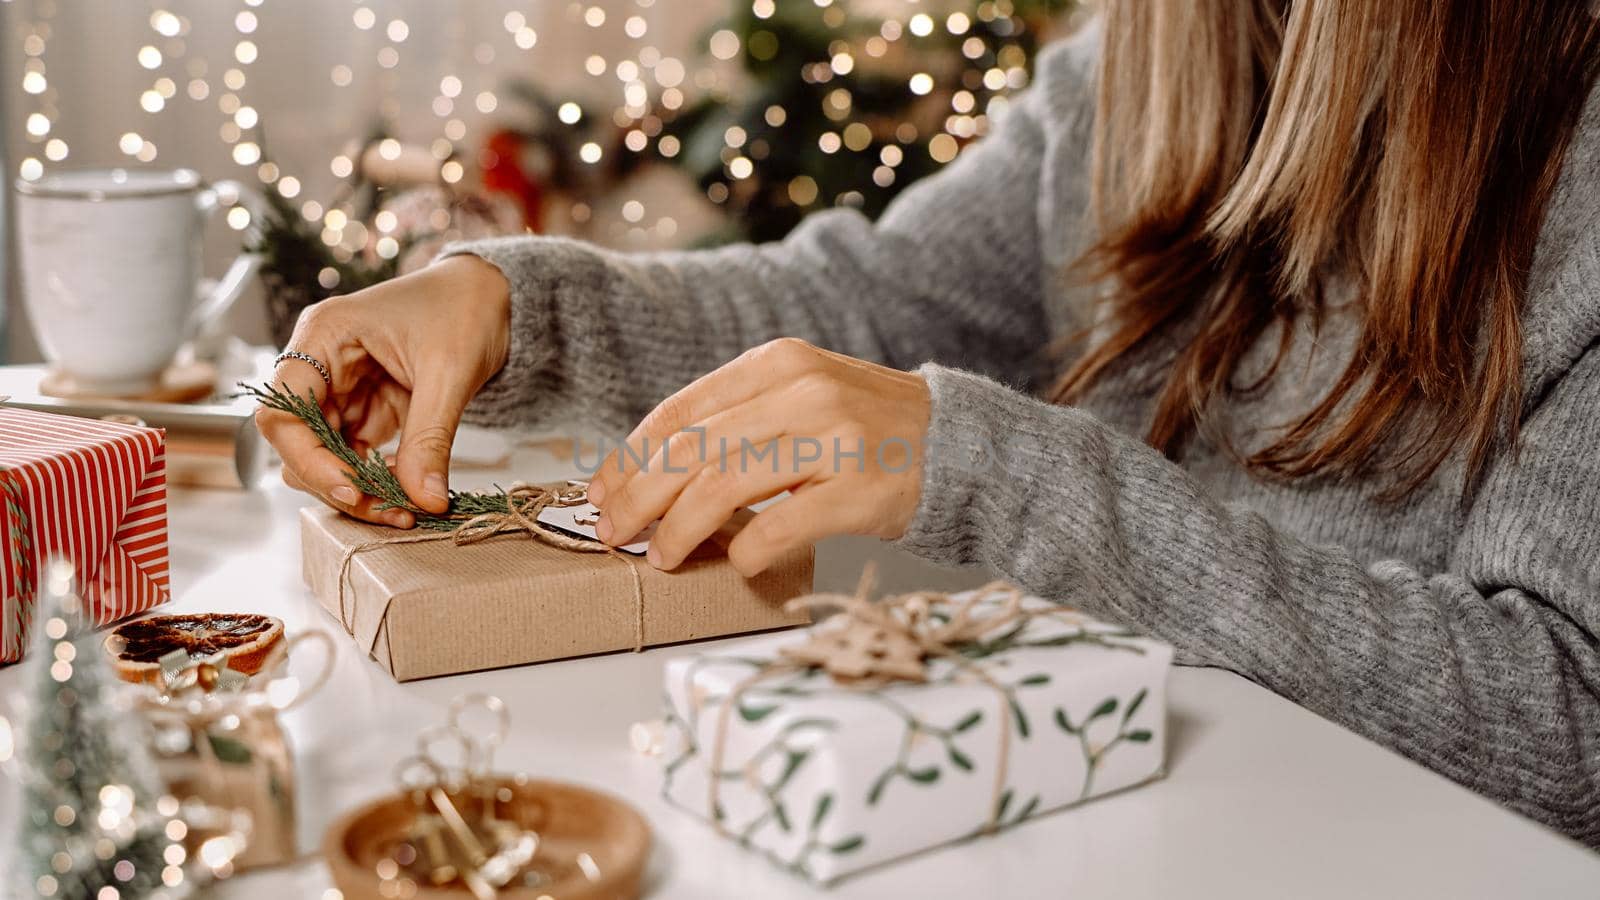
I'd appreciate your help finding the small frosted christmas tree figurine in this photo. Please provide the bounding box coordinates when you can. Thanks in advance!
[13,559,189,899]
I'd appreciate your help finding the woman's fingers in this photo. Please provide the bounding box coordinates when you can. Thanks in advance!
[726,479,874,577]
[589,338,823,506]
[279,449,414,528]
[645,459,812,570]
[393,373,470,515]
[595,395,792,547]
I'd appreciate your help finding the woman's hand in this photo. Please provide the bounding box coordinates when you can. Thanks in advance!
[256,255,511,527]
[587,338,930,576]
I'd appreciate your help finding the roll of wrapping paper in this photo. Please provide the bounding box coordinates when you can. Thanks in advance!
[0,396,265,490]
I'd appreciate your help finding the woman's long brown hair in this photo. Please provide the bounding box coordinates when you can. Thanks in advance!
[1053,0,1600,495]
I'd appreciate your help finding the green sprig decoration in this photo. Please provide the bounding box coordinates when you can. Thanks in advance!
[240,382,511,531]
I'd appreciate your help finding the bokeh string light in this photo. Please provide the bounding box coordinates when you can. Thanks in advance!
[12,0,1062,248]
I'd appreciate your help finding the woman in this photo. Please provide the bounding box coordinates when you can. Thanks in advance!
[261,3,1600,845]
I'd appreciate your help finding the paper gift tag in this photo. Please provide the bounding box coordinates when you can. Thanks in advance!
[536,501,654,556]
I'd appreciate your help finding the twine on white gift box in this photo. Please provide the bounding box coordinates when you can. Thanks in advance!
[706,566,1065,838]
[334,481,648,651]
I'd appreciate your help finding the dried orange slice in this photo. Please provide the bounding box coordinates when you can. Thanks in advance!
[105,613,285,684]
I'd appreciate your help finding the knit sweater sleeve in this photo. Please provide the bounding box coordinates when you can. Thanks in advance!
[440,33,1098,435]
[895,349,1600,845]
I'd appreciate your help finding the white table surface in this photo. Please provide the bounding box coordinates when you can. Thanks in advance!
[3,439,1598,899]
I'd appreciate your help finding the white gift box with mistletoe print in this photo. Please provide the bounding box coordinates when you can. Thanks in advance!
[659,587,1174,885]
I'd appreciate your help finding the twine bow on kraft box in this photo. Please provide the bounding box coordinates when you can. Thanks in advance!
[656,572,1174,885]
[1,407,171,662]
[298,483,814,682]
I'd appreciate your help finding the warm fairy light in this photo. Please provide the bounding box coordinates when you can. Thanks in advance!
[300,200,323,221]
[880,144,903,166]
[621,199,644,222]
[232,142,261,165]
[235,105,258,128]
[187,78,209,100]
[236,10,258,33]
[277,175,300,197]
[728,156,753,179]
[579,142,602,163]
[658,135,680,157]
[709,29,740,60]
[947,12,971,34]
[909,13,934,36]
[378,138,401,160]
[624,129,647,151]
[119,132,145,154]
[22,70,46,93]
[558,101,582,124]
[25,113,50,137]
[843,122,871,151]
[223,68,246,90]
[352,6,375,29]
[475,91,498,113]
[514,27,537,49]
[377,46,399,68]
[909,72,934,95]
[830,52,854,75]
[317,267,340,289]
[138,45,163,69]
[234,40,257,64]
[331,64,353,86]
[724,125,747,148]
[440,75,462,97]
[257,161,278,182]
[44,139,68,161]
[752,0,775,17]
[219,122,241,143]
[503,11,525,31]
[962,36,985,59]
[445,118,467,140]
[983,67,1007,90]
[430,138,453,159]
[818,131,840,153]
[624,15,647,38]
[330,155,353,177]
[765,104,787,127]
[928,133,958,163]
[226,206,252,229]
[386,19,409,42]
[440,160,465,182]
[584,6,606,27]
[218,92,241,114]
[585,55,607,76]
[655,57,685,88]
[151,9,181,36]
[616,59,639,82]
[374,210,398,232]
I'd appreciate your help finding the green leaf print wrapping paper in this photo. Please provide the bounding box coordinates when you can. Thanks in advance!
[659,586,1174,885]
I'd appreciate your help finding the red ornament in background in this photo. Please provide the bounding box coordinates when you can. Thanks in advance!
[481,129,545,231]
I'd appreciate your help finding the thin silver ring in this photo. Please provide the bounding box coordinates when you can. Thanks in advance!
[273,350,333,389]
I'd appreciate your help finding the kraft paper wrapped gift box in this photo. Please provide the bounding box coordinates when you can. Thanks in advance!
[300,506,813,681]
[658,585,1174,885]
[1,408,171,662]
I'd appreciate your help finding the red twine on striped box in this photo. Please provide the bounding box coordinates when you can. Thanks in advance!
[0,408,171,662]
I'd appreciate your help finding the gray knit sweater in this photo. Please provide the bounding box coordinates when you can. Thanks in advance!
[448,26,1600,846]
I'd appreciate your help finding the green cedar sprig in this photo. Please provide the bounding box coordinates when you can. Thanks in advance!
[239,382,510,531]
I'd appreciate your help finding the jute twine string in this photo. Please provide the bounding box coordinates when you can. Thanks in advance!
[706,567,1039,838]
[335,482,648,651]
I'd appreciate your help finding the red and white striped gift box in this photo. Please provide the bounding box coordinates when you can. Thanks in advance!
[1,408,171,662]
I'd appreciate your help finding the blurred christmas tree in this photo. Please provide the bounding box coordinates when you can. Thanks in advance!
[660,0,1074,244]
[12,563,187,899]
